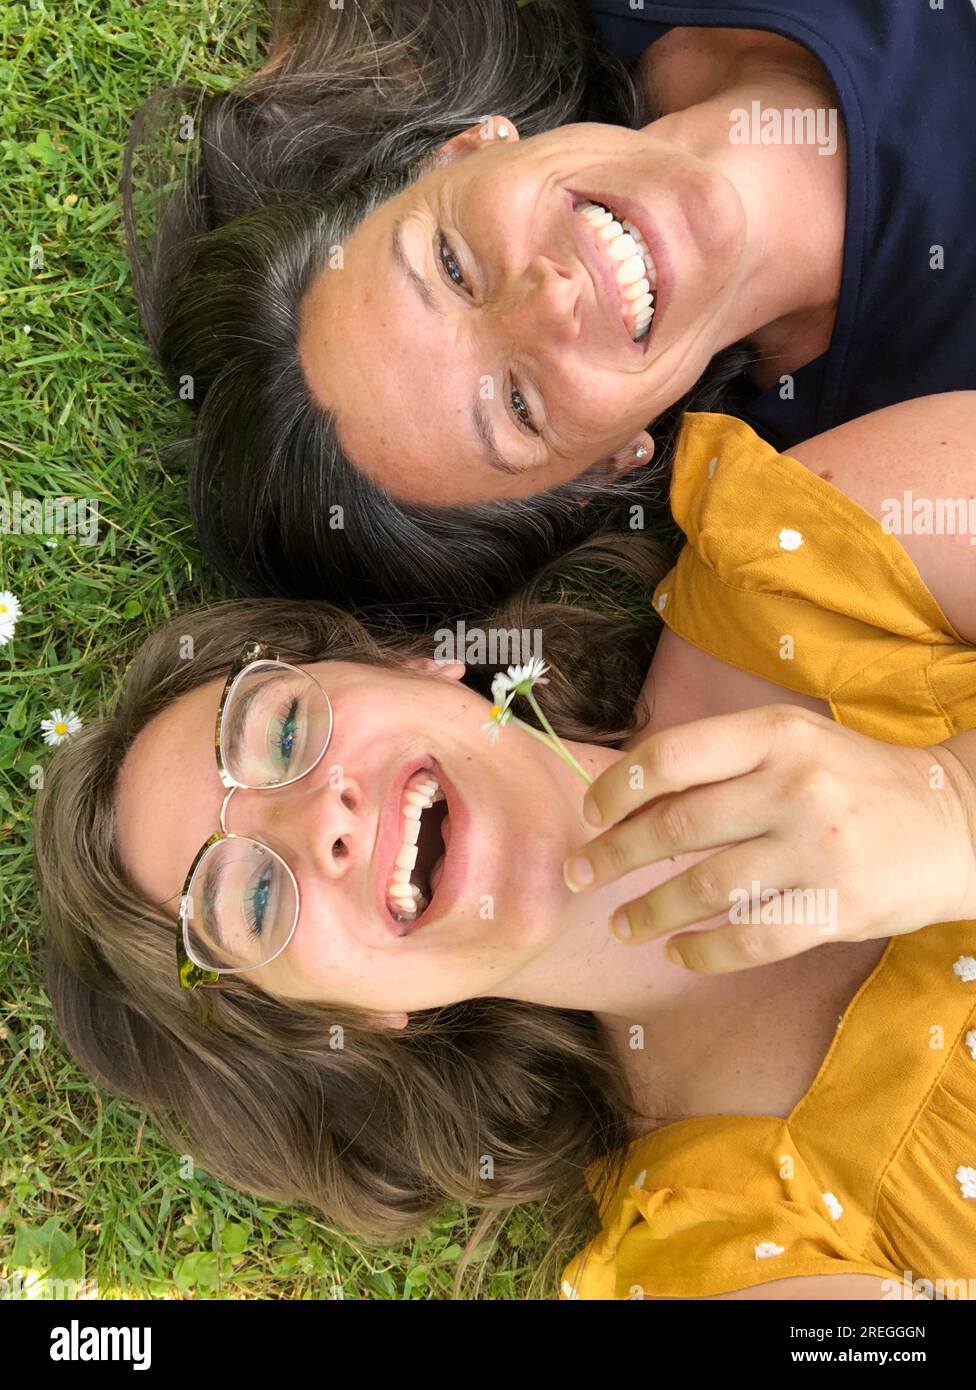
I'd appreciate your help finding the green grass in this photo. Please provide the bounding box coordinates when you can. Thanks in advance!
[0,0,578,1300]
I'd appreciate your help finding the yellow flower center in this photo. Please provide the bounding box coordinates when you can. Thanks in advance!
[54,722,68,735]
[490,705,504,720]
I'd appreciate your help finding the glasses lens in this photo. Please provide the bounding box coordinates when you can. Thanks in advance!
[182,838,298,972]
[220,660,332,788]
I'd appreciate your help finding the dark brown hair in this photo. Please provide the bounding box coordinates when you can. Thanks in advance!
[123,0,748,626]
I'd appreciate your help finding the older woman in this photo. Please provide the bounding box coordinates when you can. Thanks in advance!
[124,0,976,619]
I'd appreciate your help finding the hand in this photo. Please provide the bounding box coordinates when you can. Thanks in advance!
[563,705,976,972]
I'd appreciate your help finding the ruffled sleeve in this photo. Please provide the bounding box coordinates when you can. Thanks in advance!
[650,412,976,742]
[560,1117,898,1300]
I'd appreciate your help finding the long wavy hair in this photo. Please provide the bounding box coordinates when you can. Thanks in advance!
[33,539,672,1297]
[122,0,749,624]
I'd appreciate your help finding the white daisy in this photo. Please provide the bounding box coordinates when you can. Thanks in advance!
[481,706,513,743]
[41,709,82,745]
[492,657,550,699]
[490,672,511,707]
[0,589,22,645]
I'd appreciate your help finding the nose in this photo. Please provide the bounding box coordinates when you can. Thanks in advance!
[227,774,366,882]
[493,256,582,348]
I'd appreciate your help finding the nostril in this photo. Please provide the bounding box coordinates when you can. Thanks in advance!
[333,837,349,860]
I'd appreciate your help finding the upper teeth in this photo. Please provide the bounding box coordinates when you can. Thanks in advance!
[387,770,445,922]
[575,200,656,340]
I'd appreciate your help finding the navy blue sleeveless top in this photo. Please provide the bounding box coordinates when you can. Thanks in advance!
[580,0,976,450]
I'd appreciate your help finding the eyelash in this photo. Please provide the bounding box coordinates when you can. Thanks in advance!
[437,232,541,438]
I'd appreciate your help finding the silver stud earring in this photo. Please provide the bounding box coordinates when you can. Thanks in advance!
[635,445,649,459]
[497,124,509,139]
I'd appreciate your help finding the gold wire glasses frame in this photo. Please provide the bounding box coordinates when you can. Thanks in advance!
[176,641,334,991]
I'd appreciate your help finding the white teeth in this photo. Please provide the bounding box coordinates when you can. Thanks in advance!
[575,199,658,341]
[616,254,647,286]
[395,844,418,872]
[596,218,624,243]
[386,769,445,922]
[621,218,648,248]
[605,231,639,262]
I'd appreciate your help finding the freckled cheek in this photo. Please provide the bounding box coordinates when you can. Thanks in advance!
[284,898,358,979]
[557,376,641,445]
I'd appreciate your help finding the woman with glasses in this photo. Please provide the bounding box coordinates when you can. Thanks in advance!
[34,391,976,1298]
[123,0,976,620]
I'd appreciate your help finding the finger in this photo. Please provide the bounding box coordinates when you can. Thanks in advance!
[564,776,772,892]
[582,704,822,828]
[610,842,798,943]
[663,913,822,974]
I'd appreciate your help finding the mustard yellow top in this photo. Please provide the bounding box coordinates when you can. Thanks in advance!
[561,412,976,1300]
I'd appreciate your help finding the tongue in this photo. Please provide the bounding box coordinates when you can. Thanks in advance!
[429,851,446,895]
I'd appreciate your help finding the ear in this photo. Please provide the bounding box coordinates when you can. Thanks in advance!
[374,1011,409,1031]
[403,656,466,682]
[572,434,655,506]
[604,432,654,479]
[430,115,519,167]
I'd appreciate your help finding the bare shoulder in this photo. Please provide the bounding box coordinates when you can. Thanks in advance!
[633,626,829,740]
[652,1274,923,1301]
[786,393,976,643]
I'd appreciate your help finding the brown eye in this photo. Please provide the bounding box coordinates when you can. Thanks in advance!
[438,233,468,290]
[509,380,539,436]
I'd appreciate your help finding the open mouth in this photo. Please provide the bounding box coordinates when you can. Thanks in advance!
[572,196,657,346]
[385,768,449,933]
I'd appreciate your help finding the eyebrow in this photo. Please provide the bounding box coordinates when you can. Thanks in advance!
[391,218,526,478]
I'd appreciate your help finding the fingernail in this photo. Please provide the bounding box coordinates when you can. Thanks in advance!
[563,856,594,891]
[610,910,632,942]
[582,797,603,827]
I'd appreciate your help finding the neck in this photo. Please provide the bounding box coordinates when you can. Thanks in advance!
[642,67,846,378]
[482,737,739,1027]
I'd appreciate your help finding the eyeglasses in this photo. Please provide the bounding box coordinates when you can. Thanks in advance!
[176,641,334,991]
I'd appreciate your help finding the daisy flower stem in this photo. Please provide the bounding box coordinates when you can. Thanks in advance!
[521,693,593,785]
